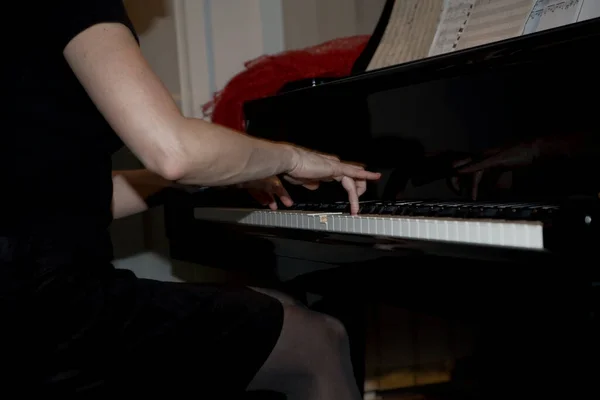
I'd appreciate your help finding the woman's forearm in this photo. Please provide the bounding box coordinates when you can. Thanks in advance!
[170,118,298,187]
[533,132,598,160]
[110,117,300,218]
[64,23,297,187]
[111,169,170,219]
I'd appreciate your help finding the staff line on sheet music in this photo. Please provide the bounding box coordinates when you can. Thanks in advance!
[533,3,580,15]
[461,0,533,35]
[368,0,443,70]
[523,0,584,34]
[459,25,529,44]
[468,3,533,21]
[473,0,533,13]
[528,0,582,20]
[466,12,532,32]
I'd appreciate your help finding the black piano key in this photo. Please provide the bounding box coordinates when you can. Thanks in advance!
[503,207,528,220]
[436,207,458,217]
[281,201,559,223]
[379,205,398,215]
[481,208,500,218]
[333,202,350,212]
[453,207,471,218]
[414,206,435,216]
[318,203,332,211]
[361,204,380,214]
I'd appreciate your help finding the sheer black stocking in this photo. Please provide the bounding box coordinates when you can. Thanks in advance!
[248,288,362,400]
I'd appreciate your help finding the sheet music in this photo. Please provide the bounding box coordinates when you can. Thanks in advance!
[428,0,477,56]
[577,0,600,21]
[455,0,536,50]
[522,0,584,34]
[367,0,445,71]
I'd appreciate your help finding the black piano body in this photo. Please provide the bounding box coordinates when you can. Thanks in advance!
[165,18,599,399]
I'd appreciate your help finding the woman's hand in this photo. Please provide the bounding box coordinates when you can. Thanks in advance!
[284,147,381,215]
[243,148,381,215]
[239,176,293,210]
[451,141,540,200]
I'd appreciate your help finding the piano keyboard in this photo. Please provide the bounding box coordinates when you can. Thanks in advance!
[194,201,558,250]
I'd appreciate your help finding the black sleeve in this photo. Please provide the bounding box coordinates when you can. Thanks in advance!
[48,0,138,50]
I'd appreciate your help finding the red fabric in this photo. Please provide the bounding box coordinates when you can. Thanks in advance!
[202,35,370,132]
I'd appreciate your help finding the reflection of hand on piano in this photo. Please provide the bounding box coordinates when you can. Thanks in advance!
[451,131,596,200]
[451,142,539,200]
[451,132,600,200]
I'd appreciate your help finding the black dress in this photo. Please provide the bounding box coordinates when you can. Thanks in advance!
[1,0,283,395]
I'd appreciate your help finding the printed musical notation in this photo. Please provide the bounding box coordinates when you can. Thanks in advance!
[428,0,477,56]
[366,0,598,70]
[367,0,444,71]
[522,0,584,34]
[455,0,536,50]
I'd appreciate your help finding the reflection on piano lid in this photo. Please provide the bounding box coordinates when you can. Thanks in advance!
[193,199,595,252]
[242,17,600,208]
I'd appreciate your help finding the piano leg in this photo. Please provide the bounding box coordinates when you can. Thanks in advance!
[310,297,367,396]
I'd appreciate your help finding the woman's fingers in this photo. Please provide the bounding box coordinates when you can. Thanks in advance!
[282,175,320,190]
[322,154,340,162]
[282,155,380,214]
[471,170,484,201]
[356,179,367,197]
[282,175,304,185]
[264,177,293,207]
[453,158,472,169]
[246,177,294,209]
[458,158,496,173]
[302,182,320,191]
[336,165,378,212]
[248,188,277,209]
[275,185,294,207]
[337,164,381,181]
[339,176,360,215]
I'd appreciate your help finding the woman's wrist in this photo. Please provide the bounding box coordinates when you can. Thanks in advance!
[279,143,301,175]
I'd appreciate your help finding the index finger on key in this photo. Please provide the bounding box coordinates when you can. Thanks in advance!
[458,157,498,173]
[340,176,360,215]
[338,164,381,181]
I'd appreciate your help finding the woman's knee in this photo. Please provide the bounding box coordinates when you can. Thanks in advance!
[248,288,348,348]
[248,303,351,391]
[283,304,349,356]
[319,313,349,344]
[249,286,302,306]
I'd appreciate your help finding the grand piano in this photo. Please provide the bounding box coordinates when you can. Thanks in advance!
[165,14,598,399]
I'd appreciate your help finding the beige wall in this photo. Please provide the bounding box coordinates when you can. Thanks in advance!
[209,0,266,91]
[124,0,181,101]
[282,0,385,50]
